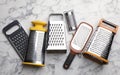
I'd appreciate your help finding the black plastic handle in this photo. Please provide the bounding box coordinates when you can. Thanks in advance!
[63,52,75,69]
[2,20,20,36]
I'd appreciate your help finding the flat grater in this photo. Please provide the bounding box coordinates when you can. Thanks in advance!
[63,22,93,69]
[64,10,77,33]
[83,19,119,64]
[46,13,67,53]
[2,20,28,61]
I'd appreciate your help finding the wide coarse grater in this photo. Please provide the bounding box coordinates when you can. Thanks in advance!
[2,20,28,61]
[46,13,67,53]
[83,19,119,64]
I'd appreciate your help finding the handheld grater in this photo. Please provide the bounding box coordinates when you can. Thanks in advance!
[63,22,93,69]
[46,14,67,53]
[83,19,119,64]
[2,20,28,61]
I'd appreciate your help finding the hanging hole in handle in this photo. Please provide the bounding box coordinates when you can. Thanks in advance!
[99,19,118,33]
[102,21,116,30]
[6,25,19,35]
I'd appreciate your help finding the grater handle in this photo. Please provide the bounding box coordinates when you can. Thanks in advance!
[2,20,20,36]
[63,52,75,69]
[99,19,118,33]
[31,20,47,32]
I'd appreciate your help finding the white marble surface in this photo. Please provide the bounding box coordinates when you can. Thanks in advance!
[1,0,120,75]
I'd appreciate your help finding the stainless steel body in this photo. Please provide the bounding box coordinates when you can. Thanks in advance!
[87,27,114,59]
[25,30,45,64]
[83,19,118,64]
[47,14,67,53]
[64,10,77,33]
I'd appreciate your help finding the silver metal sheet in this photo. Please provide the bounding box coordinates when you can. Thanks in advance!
[47,14,67,53]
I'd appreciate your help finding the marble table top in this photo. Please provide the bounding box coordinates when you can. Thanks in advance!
[1,0,120,75]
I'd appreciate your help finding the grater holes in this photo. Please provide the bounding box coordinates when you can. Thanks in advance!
[89,28,113,58]
[11,31,27,53]
[48,23,65,46]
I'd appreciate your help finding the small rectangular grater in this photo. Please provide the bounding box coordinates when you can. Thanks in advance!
[2,20,28,61]
[64,10,77,33]
[83,19,118,64]
[46,14,67,53]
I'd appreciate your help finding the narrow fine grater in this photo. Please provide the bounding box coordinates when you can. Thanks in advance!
[2,20,28,61]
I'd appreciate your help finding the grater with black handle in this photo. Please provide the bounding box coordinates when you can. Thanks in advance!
[46,13,67,53]
[2,20,28,61]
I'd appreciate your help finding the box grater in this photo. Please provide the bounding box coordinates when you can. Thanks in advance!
[83,19,119,64]
[46,13,67,53]
[2,20,28,61]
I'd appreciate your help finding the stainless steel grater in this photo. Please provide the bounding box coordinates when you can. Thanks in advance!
[23,21,47,67]
[64,10,77,33]
[83,19,119,64]
[63,22,93,69]
[46,14,67,53]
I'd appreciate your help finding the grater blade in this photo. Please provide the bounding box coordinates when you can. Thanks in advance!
[25,31,45,63]
[64,10,77,33]
[87,27,114,59]
[71,23,93,51]
[83,19,119,64]
[46,14,67,53]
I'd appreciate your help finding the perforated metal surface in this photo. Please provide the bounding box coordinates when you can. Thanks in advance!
[10,30,28,57]
[47,21,66,51]
[49,22,64,46]
[88,27,113,58]
[47,14,67,53]
[71,23,92,50]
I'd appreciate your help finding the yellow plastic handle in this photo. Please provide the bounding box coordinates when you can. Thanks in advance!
[30,20,47,32]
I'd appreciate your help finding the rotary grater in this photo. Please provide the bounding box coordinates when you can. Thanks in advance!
[23,20,47,67]
[46,13,67,53]
[83,19,119,64]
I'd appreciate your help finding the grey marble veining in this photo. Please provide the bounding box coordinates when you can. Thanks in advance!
[0,0,120,75]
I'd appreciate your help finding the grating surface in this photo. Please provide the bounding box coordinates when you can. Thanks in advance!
[88,27,113,58]
[10,30,28,59]
[47,21,66,50]
[71,23,92,50]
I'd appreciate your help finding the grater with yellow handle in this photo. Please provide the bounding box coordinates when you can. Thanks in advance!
[23,20,47,67]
